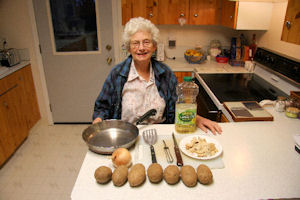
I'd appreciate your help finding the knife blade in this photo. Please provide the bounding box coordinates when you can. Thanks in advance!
[172,132,183,167]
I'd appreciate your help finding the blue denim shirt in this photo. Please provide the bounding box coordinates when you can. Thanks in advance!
[93,56,178,124]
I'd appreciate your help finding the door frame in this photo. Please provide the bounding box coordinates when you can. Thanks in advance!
[28,0,122,125]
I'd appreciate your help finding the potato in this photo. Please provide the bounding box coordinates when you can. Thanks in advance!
[112,165,128,186]
[94,166,112,184]
[147,163,163,183]
[128,163,146,187]
[197,164,213,185]
[180,165,197,187]
[163,165,180,185]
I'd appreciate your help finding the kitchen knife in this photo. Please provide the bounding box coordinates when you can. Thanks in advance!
[172,132,183,167]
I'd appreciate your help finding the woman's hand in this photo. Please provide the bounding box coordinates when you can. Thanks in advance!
[196,115,222,135]
[92,117,102,124]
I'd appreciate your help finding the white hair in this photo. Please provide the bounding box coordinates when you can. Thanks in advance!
[122,17,159,51]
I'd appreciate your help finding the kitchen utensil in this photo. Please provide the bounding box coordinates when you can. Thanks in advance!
[82,109,157,154]
[172,132,183,166]
[163,140,173,163]
[143,129,157,163]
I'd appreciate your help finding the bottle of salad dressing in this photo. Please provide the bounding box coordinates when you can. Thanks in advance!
[175,77,199,133]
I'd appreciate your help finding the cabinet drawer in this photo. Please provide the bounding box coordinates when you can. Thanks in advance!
[0,69,23,95]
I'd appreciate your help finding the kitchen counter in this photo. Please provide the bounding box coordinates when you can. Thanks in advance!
[163,57,248,74]
[71,107,300,200]
[0,61,30,79]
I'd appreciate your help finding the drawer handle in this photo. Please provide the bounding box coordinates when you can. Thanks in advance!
[0,84,18,97]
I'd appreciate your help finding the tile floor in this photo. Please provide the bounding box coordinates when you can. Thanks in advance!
[0,121,89,200]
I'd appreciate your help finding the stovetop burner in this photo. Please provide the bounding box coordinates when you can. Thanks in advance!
[199,73,287,103]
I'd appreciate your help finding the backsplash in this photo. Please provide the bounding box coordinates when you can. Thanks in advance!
[120,25,239,60]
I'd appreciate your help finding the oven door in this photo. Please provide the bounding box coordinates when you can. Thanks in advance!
[194,78,222,122]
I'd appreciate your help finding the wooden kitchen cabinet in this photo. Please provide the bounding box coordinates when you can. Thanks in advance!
[281,0,300,45]
[0,64,40,166]
[158,0,219,25]
[158,0,189,25]
[173,71,193,83]
[220,0,273,30]
[122,0,219,25]
[122,0,158,25]
[21,66,40,130]
[189,0,219,25]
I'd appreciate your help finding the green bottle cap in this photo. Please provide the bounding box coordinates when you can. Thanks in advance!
[184,76,193,82]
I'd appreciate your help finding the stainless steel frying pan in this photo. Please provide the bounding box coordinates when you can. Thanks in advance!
[82,109,157,154]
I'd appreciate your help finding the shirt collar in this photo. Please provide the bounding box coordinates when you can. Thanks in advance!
[127,61,154,82]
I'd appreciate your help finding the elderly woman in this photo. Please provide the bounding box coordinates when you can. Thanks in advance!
[93,17,222,134]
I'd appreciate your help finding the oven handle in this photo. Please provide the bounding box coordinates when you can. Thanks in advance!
[208,111,219,114]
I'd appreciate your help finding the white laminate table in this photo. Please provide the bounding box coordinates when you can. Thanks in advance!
[71,108,300,200]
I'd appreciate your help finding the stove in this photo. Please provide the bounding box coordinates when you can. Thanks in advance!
[194,47,300,122]
[199,73,287,103]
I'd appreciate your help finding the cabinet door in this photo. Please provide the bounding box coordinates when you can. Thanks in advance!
[158,0,189,25]
[0,84,27,162]
[122,0,158,25]
[0,95,16,166]
[21,65,41,130]
[189,0,219,25]
[1,72,28,148]
[220,0,238,29]
[281,0,300,45]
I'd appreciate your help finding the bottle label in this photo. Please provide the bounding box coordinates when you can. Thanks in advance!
[175,104,197,125]
[179,111,195,122]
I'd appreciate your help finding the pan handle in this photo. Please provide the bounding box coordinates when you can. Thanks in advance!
[135,109,157,125]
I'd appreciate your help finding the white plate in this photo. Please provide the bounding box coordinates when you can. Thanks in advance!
[179,135,223,160]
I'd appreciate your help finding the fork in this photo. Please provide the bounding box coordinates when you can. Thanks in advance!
[143,129,157,163]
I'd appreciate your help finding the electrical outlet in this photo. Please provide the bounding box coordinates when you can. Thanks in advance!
[168,36,176,48]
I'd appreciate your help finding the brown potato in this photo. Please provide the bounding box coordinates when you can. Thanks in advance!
[197,164,213,185]
[128,163,146,187]
[180,165,197,187]
[94,166,112,184]
[147,163,163,183]
[163,165,180,185]
[112,165,128,186]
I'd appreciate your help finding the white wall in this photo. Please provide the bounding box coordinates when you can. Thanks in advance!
[0,0,51,124]
[243,2,300,60]
[158,25,238,58]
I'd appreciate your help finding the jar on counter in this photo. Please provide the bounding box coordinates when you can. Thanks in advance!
[285,97,300,118]
[275,96,286,112]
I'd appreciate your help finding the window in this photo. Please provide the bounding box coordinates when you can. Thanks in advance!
[49,0,99,52]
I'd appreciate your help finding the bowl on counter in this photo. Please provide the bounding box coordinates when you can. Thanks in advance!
[184,49,206,64]
[216,55,229,63]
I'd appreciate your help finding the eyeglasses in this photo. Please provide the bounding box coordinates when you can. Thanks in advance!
[130,39,152,49]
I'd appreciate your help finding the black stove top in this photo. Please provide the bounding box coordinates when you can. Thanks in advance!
[199,73,287,103]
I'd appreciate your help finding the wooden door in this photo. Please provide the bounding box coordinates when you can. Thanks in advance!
[281,0,300,45]
[122,0,158,25]
[158,0,189,25]
[220,0,238,29]
[189,0,220,25]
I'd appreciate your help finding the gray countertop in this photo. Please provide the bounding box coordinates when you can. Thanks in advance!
[163,57,248,73]
[0,61,30,79]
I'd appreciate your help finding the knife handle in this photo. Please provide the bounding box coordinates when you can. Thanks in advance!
[150,145,157,163]
[174,147,183,166]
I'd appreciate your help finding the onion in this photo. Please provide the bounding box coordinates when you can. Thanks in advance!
[112,148,132,167]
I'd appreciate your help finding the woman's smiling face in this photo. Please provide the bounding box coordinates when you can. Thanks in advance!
[129,30,156,64]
